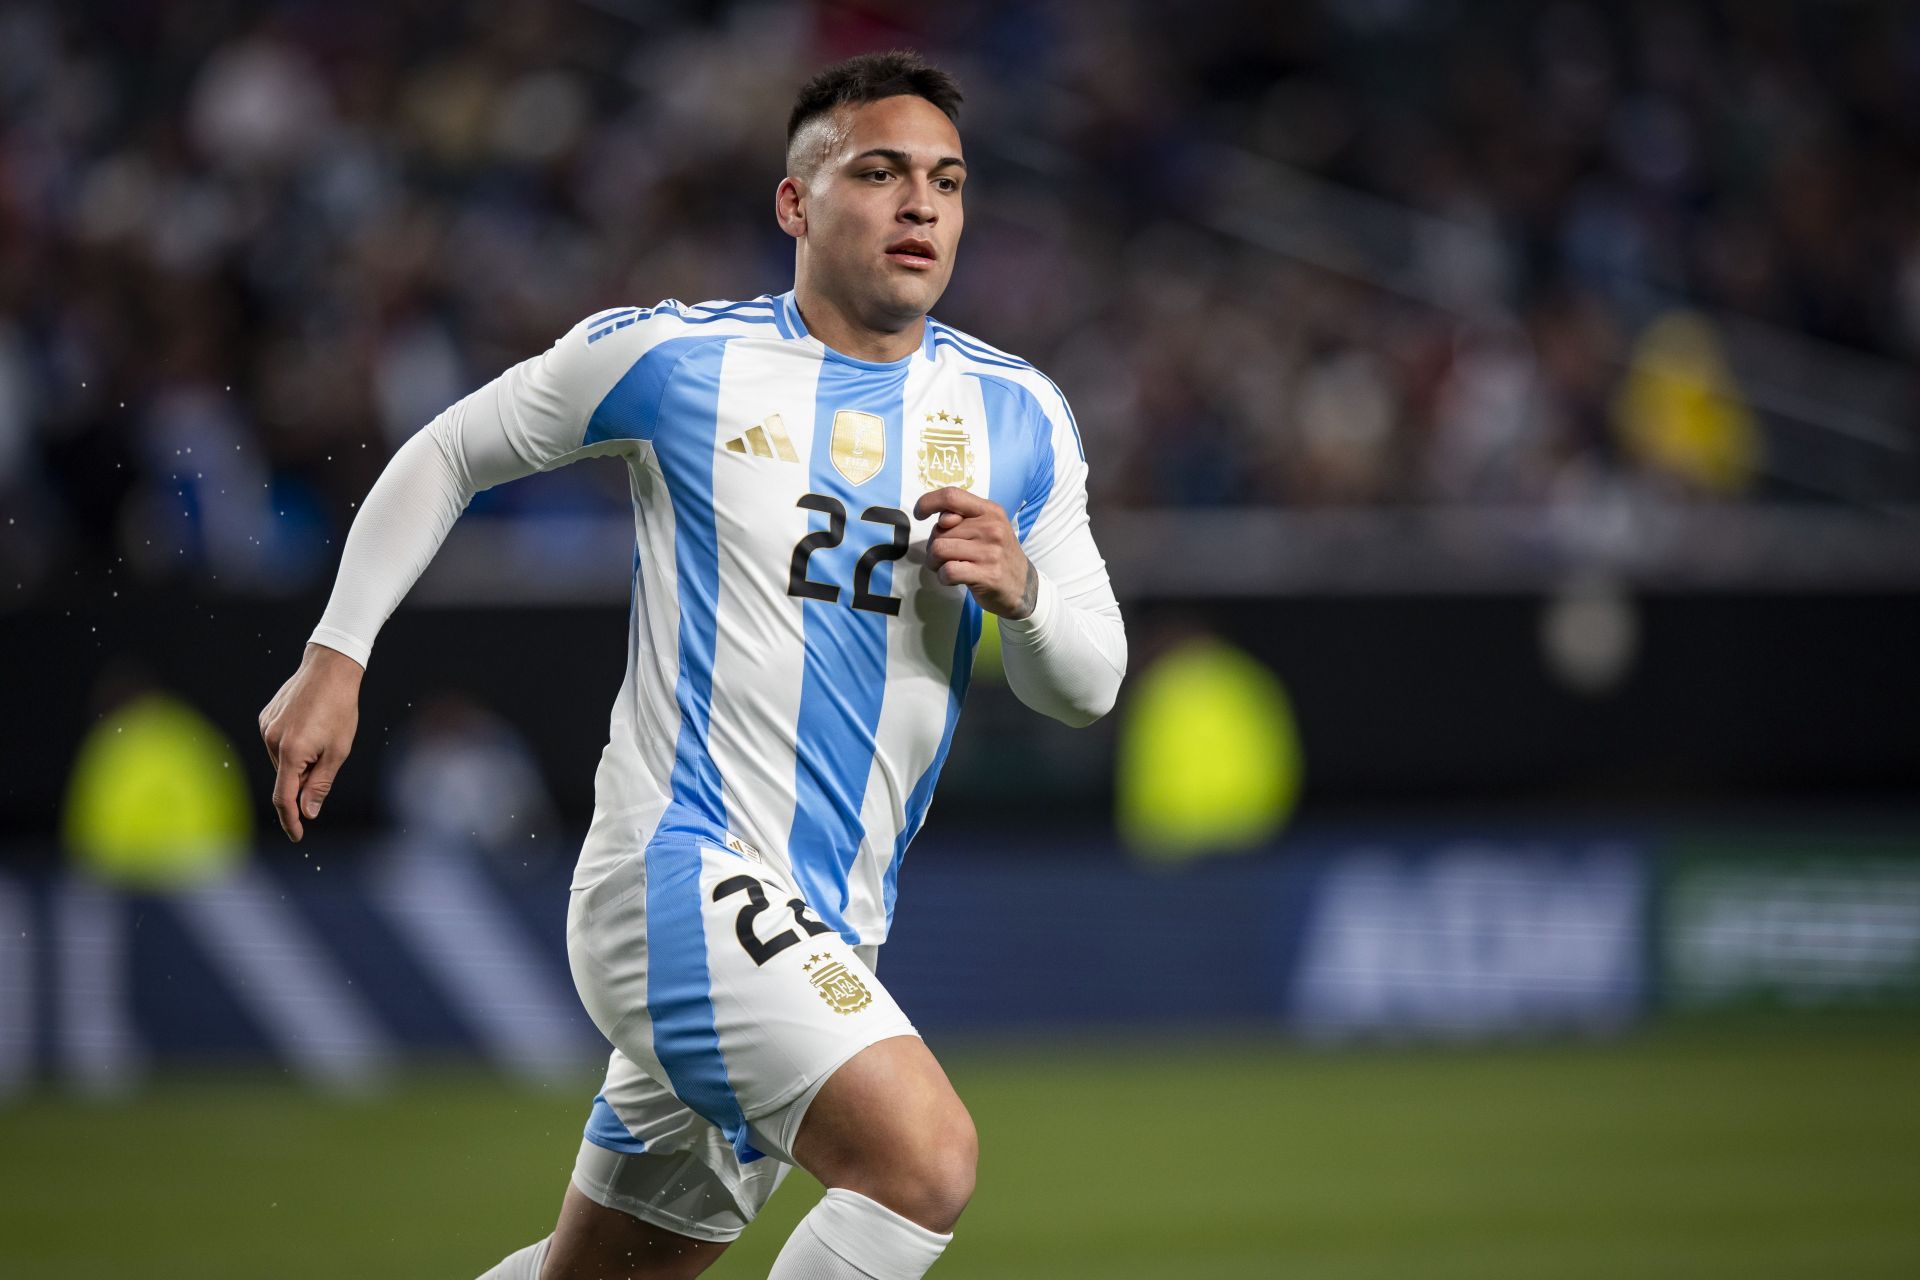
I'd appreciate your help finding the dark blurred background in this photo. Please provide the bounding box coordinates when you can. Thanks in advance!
[2,2,1917,1276]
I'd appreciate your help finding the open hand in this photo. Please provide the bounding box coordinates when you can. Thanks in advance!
[257,642,363,842]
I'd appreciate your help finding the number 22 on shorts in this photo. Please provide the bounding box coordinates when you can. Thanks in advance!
[712,874,835,965]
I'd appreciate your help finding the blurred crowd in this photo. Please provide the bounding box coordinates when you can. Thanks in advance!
[2,0,1917,597]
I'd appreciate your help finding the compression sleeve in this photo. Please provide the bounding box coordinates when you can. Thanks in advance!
[998,396,1127,727]
[308,314,642,666]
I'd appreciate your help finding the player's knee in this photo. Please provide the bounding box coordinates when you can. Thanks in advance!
[887,1102,977,1232]
[939,1104,980,1211]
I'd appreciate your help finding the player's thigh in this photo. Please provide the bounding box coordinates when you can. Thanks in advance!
[789,1034,977,1211]
[546,1179,728,1280]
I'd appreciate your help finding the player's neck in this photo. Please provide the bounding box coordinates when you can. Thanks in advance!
[792,286,924,363]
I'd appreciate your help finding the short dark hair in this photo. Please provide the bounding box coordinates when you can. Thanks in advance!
[786,50,963,165]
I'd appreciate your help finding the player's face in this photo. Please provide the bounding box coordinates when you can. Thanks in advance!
[794,95,965,324]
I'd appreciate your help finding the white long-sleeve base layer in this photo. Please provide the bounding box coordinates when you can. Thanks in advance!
[311,293,1126,943]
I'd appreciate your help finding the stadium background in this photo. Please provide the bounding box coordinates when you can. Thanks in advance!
[2,0,1917,1275]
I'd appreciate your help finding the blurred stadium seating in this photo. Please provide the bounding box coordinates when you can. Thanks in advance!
[2,0,1916,598]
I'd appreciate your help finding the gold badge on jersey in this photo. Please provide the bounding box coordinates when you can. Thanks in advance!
[830,410,885,485]
[918,410,975,491]
[803,953,873,1015]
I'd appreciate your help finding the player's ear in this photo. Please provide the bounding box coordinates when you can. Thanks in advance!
[775,176,806,240]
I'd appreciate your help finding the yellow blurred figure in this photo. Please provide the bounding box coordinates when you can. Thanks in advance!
[1116,635,1302,862]
[63,691,253,887]
[971,612,1004,683]
[1613,310,1761,494]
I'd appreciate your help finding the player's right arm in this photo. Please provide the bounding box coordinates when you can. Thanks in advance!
[256,309,653,841]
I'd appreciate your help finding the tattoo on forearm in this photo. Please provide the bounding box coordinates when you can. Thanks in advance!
[1015,561,1038,620]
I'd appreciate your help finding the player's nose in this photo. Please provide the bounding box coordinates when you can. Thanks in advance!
[899,183,936,223]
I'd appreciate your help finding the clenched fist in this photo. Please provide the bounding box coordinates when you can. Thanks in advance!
[914,486,1037,619]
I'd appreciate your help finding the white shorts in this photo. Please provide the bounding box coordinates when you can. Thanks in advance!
[564,830,918,1242]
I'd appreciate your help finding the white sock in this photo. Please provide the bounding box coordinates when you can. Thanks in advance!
[767,1188,951,1279]
[477,1235,550,1280]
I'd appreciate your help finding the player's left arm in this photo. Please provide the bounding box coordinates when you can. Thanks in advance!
[916,401,1126,727]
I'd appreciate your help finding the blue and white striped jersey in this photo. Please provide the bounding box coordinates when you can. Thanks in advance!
[314,290,1123,945]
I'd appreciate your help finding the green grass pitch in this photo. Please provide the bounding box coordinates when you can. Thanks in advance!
[3,1021,1917,1277]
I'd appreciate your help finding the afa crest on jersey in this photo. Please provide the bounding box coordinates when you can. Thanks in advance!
[918,411,974,490]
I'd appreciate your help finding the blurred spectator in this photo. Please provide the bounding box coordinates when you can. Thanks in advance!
[1612,310,1760,495]
[1115,627,1303,861]
[382,692,558,872]
[64,675,252,888]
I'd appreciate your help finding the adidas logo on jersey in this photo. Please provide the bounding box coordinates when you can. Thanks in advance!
[723,414,799,462]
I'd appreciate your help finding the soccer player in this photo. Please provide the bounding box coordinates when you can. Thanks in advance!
[257,51,1125,1279]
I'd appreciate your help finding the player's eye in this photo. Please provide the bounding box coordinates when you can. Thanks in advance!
[862,169,893,182]
[935,178,960,193]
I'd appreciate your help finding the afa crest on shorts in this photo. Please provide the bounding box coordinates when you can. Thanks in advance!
[918,410,974,491]
[802,953,873,1015]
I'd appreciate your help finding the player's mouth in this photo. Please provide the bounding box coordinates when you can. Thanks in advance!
[884,237,938,270]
